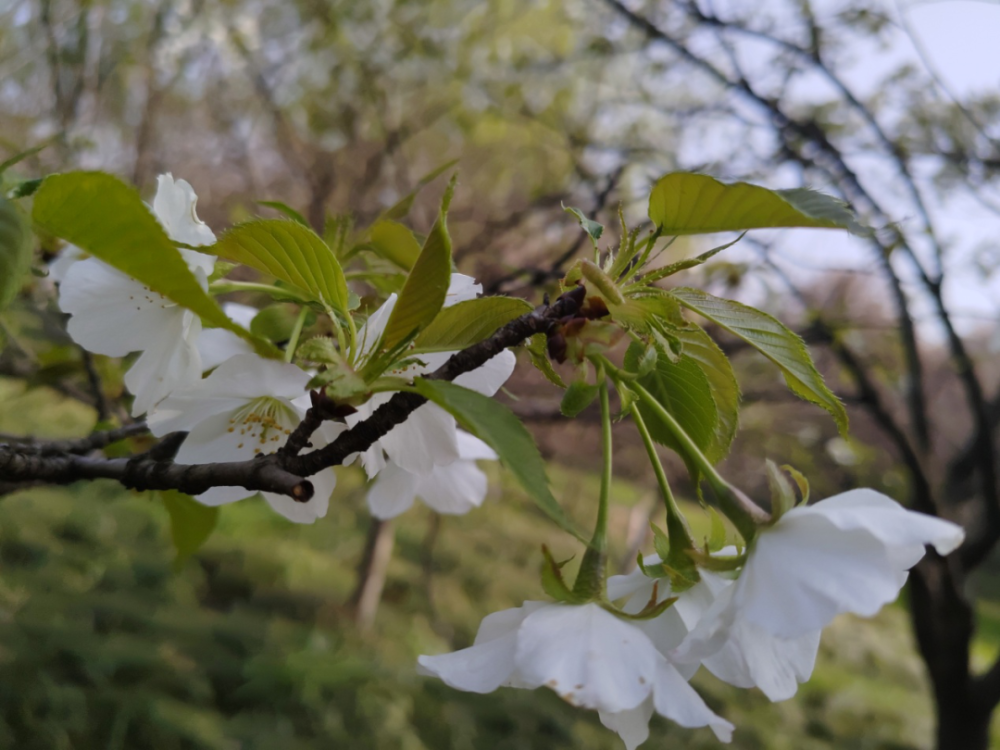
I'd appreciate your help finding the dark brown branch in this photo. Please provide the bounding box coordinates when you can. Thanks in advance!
[0,422,149,455]
[0,291,583,501]
[0,446,310,499]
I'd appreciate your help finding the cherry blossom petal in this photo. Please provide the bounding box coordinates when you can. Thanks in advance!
[149,355,310,435]
[650,659,734,741]
[446,273,482,304]
[61,259,180,356]
[599,701,654,750]
[416,459,488,515]
[456,430,496,461]
[48,244,85,283]
[792,489,964,555]
[356,294,397,358]
[124,311,203,416]
[152,173,216,248]
[704,621,820,702]
[735,513,904,637]
[197,329,255,371]
[379,402,460,474]
[417,606,529,693]
[515,603,658,713]
[366,461,418,519]
[263,421,343,523]
[453,350,516,396]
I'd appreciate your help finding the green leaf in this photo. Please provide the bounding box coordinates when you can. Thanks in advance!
[670,287,848,435]
[413,297,532,352]
[635,233,746,285]
[31,172,276,357]
[414,379,585,542]
[563,204,604,246]
[648,173,869,236]
[215,219,350,319]
[560,380,599,418]
[526,333,566,388]
[369,220,422,271]
[161,490,219,571]
[0,197,32,311]
[777,188,871,237]
[671,325,740,463]
[380,180,455,351]
[608,292,682,333]
[625,341,719,461]
[257,200,310,227]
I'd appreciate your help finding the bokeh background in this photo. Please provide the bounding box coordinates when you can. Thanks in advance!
[2,0,1000,747]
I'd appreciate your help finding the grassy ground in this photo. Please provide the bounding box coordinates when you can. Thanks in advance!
[2,378,999,748]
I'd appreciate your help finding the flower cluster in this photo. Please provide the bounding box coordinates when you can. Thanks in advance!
[55,175,509,524]
[50,170,967,750]
[419,489,963,747]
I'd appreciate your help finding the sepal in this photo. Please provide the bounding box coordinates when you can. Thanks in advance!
[601,589,679,621]
[766,459,798,522]
[541,545,590,604]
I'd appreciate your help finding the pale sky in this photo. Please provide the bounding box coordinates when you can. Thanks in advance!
[705,0,1000,343]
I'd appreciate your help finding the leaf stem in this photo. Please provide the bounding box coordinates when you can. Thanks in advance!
[572,368,612,600]
[631,381,768,543]
[631,404,696,549]
[593,374,613,553]
[285,306,309,363]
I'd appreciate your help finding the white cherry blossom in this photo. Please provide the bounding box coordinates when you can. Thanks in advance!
[348,273,515,477]
[366,431,496,519]
[148,354,341,524]
[418,601,734,747]
[59,174,217,416]
[609,554,819,702]
[672,490,963,699]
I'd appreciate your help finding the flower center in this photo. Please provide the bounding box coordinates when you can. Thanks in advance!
[227,397,297,454]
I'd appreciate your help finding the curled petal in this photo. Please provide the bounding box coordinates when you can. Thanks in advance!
[153,173,216,248]
[792,489,964,556]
